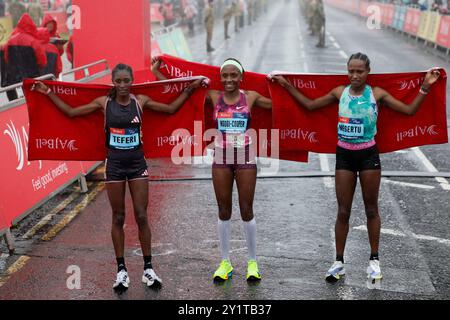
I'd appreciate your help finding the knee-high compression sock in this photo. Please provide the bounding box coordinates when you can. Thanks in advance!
[243,218,257,261]
[218,219,231,261]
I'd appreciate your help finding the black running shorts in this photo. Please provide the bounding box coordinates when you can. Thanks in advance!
[105,149,149,182]
[212,145,257,171]
[335,145,381,172]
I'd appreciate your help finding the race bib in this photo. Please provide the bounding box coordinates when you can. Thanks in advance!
[109,127,140,149]
[217,112,248,134]
[338,117,364,139]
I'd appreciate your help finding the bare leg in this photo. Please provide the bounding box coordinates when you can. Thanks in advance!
[128,178,151,256]
[334,170,358,259]
[106,181,127,258]
[235,168,257,222]
[359,170,381,255]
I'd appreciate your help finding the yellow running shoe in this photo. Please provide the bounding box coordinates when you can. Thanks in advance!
[246,259,261,281]
[213,259,233,281]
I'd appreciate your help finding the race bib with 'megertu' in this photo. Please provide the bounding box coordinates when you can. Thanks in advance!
[338,117,364,140]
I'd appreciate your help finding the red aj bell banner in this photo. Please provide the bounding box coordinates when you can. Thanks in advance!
[155,54,309,162]
[268,70,448,153]
[23,77,208,161]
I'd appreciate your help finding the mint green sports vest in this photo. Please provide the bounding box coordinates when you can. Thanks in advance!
[337,85,378,143]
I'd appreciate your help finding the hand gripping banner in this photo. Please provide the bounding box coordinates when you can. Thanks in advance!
[268,70,448,153]
[23,77,208,161]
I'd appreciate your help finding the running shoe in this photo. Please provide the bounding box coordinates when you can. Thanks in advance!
[246,259,261,281]
[213,259,233,281]
[366,259,383,280]
[142,268,162,288]
[325,261,345,282]
[113,269,130,290]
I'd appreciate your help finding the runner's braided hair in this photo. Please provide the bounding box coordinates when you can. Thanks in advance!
[108,63,134,99]
[347,52,371,69]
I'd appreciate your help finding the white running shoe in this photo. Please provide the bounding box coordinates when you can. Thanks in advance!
[367,260,383,280]
[113,269,130,290]
[325,261,345,282]
[142,268,162,288]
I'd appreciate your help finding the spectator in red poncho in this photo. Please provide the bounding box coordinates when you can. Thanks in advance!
[3,13,46,100]
[37,27,62,78]
[41,14,64,55]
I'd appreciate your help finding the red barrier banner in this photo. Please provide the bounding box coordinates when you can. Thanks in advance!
[155,54,309,162]
[379,3,395,26]
[23,77,208,161]
[385,4,395,26]
[268,70,448,154]
[359,0,370,18]
[44,11,69,35]
[349,0,359,14]
[404,8,421,35]
[436,15,450,49]
[0,104,84,230]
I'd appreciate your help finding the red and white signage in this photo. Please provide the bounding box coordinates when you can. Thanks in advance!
[436,15,450,49]
[404,8,421,35]
[0,103,86,232]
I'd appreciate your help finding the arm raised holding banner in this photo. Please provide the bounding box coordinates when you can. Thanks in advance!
[273,52,440,284]
[32,63,202,293]
[152,55,271,282]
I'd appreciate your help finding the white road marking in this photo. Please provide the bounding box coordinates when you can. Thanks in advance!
[411,147,450,190]
[133,243,177,257]
[383,179,435,190]
[354,225,450,246]
[318,153,333,188]
[339,50,349,59]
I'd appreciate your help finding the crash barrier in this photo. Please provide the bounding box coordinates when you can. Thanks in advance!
[325,0,450,51]
[152,25,193,61]
[0,59,109,241]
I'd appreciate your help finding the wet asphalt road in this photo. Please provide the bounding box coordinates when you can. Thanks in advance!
[0,0,449,301]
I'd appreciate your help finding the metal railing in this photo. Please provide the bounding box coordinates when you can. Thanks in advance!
[0,59,110,110]
[58,59,109,81]
[0,73,56,93]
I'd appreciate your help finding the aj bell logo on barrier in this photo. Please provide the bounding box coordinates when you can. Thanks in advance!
[35,138,78,151]
[3,120,42,171]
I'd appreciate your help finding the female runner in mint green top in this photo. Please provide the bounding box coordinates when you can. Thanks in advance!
[273,52,440,283]
[337,84,378,144]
